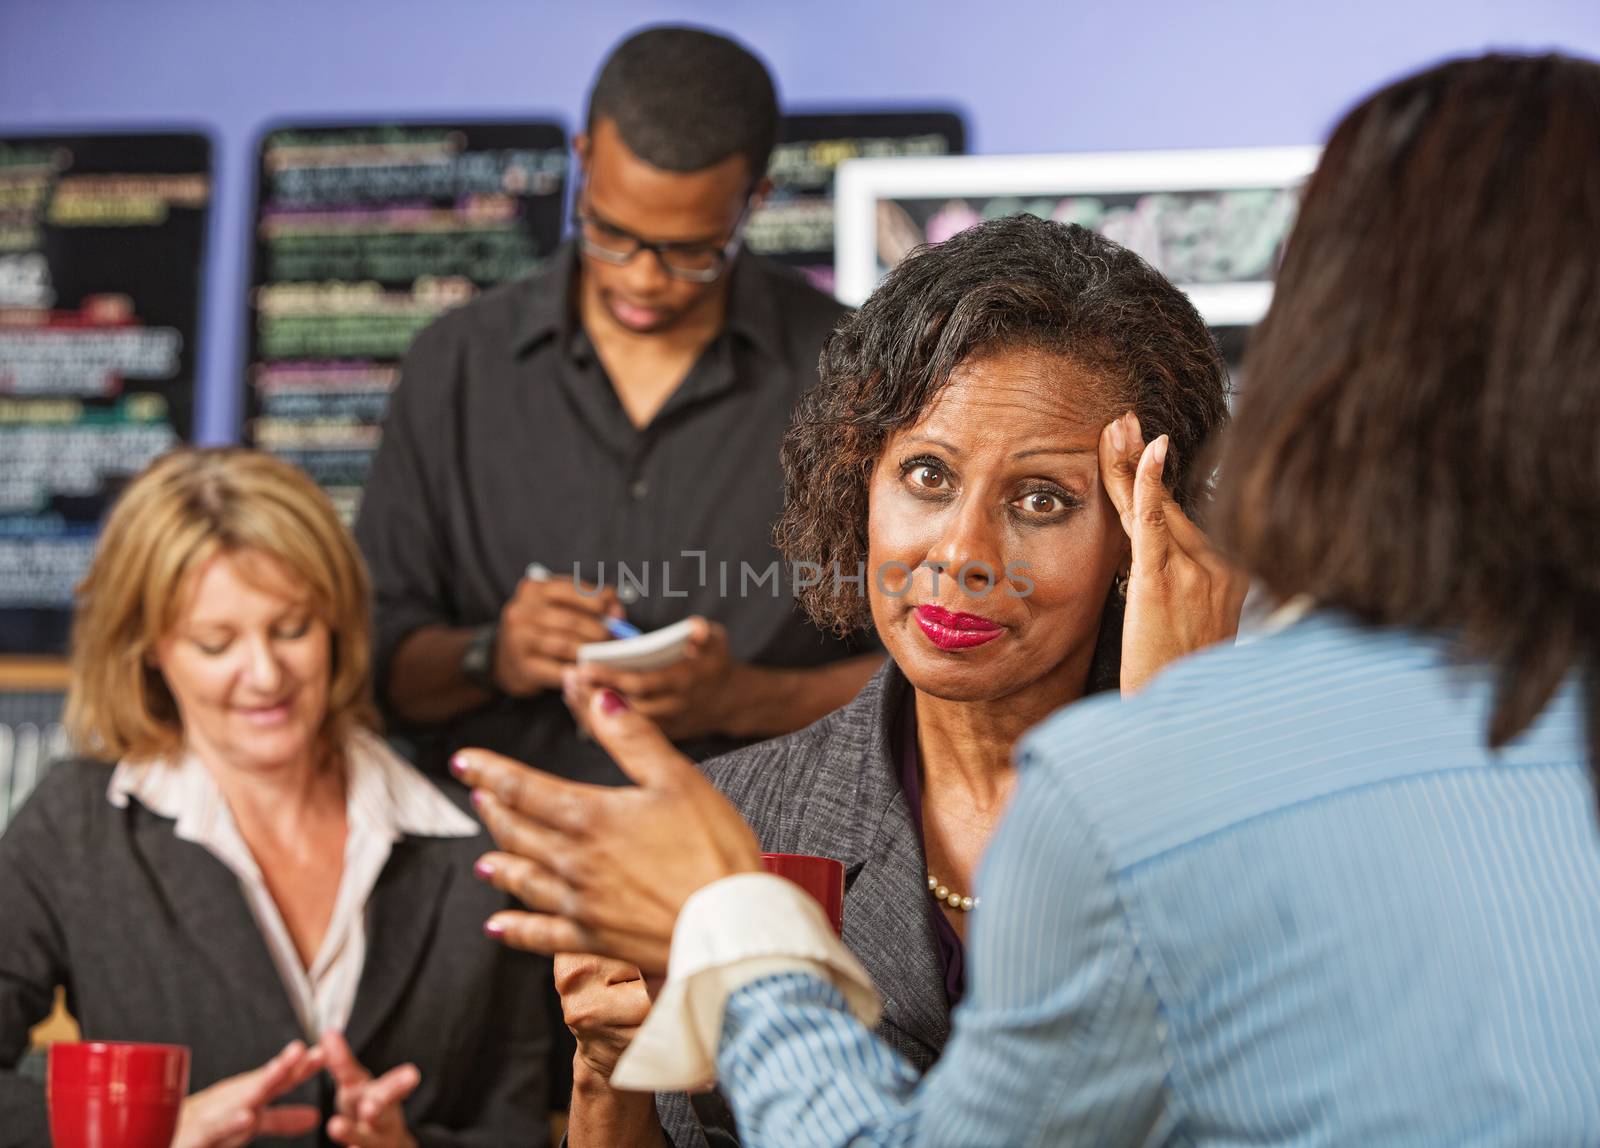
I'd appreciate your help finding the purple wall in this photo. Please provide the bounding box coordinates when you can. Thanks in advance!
[3,0,1597,443]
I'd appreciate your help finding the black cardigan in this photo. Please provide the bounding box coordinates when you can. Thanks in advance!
[0,760,551,1148]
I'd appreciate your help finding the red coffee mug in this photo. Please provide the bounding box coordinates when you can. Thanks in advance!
[48,1041,191,1148]
[761,853,845,936]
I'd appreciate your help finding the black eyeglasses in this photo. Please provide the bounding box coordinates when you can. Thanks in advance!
[572,202,746,284]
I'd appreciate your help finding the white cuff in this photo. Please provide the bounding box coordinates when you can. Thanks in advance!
[609,872,881,1091]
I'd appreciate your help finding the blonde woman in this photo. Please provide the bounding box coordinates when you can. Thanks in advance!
[0,448,549,1148]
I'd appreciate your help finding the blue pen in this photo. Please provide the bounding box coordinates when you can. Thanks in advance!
[525,563,640,640]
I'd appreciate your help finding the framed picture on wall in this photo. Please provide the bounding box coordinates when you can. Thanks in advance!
[833,146,1320,330]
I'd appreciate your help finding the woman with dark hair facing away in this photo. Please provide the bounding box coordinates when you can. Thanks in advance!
[461,53,1600,1145]
[510,212,1243,1147]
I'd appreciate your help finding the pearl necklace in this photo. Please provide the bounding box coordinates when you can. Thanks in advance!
[928,873,977,912]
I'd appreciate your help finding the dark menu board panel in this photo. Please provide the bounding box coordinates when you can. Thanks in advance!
[244,122,568,520]
[0,133,210,655]
[747,111,965,295]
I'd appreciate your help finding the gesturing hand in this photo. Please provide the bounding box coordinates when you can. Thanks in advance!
[1099,411,1249,693]
[171,1040,324,1148]
[455,689,763,977]
[321,1030,420,1148]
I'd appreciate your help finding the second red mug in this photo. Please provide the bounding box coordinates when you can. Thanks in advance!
[760,852,845,936]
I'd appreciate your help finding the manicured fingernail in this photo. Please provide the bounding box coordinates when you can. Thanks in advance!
[1150,435,1169,465]
[484,918,508,938]
[470,788,487,811]
[1108,419,1126,453]
[449,753,469,778]
[474,858,496,880]
[598,689,629,715]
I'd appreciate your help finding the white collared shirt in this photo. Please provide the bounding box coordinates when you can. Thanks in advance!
[108,729,478,1040]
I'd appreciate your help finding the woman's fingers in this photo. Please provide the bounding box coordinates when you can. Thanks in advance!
[279,1044,326,1095]
[485,907,671,973]
[316,1047,418,1144]
[475,850,568,915]
[178,1107,247,1148]
[1130,434,1173,577]
[604,960,647,988]
[1098,411,1142,530]
[553,951,645,989]
[320,1030,370,1092]
[1156,491,1211,559]
[325,1115,374,1147]
[254,1105,321,1138]
[240,1040,310,1107]
[583,689,703,790]
[356,1063,421,1122]
[454,748,598,833]
[486,908,592,956]
[474,792,580,882]
[577,662,688,701]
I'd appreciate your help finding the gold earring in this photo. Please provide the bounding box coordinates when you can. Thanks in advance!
[1114,572,1129,600]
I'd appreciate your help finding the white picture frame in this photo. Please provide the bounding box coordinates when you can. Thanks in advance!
[834,146,1321,326]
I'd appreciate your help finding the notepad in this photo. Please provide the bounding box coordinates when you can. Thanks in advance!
[577,618,698,673]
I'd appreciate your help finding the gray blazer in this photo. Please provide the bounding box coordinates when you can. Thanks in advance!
[0,760,551,1148]
[657,663,951,1147]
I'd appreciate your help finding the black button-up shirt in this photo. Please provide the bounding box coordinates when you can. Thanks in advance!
[355,244,860,784]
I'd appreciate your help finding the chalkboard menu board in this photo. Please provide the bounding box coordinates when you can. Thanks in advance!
[0,132,210,656]
[747,111,965,296]
[243,122,568,520]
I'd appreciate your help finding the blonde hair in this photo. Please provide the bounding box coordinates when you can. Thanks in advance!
[66,447,377,761]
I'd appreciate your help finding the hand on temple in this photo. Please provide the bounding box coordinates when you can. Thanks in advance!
[1098,410,1250,692]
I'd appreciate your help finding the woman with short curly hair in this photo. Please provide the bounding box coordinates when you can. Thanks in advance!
[550,213,1244,1148]
[470,52,1600,1147]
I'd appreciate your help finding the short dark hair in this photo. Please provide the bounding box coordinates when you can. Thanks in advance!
[777,213,1231,636]
[586,25,778,179]
[1214,54,1600,777]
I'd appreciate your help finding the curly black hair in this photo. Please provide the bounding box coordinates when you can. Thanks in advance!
[777,212,1231,635]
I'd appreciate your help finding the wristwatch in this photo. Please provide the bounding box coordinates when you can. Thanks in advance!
[460,624,500,693]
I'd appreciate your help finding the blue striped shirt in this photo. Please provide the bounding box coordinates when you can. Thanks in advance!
[716,610,1600,1145]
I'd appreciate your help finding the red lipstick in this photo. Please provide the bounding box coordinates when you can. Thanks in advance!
[914,605,1004,651]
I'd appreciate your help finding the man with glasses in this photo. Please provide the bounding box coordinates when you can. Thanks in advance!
[355,25,881,792]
